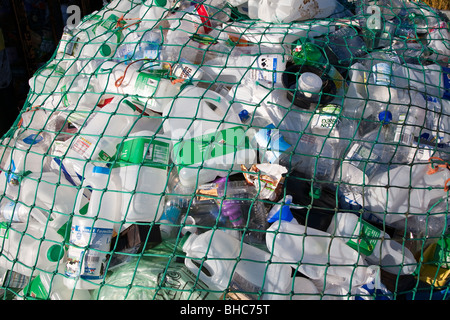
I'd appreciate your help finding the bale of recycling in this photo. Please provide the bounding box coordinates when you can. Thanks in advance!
[0,0,450,300]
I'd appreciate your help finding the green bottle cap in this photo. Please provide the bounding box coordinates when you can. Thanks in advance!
[47,244,65,262]
[100,44,112,57]
[155,0,167,7]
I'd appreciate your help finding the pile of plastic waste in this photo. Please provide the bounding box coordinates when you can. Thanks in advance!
[1,0,450,300]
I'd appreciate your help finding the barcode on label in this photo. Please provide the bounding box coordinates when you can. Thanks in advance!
[144,142,169,164]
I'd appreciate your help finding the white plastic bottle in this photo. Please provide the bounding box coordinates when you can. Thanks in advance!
[95,61,182,113]
[139,0,175,29]
[246,0,336,23]
[182,229,292,299]
[266,220,369,288]
[327,212,417,275]
[63,97,140,184]
[0,221,65,277]
[112,130,170,224]
[163,85,257,188]
[3,129,52,186]
[64,166,121,290]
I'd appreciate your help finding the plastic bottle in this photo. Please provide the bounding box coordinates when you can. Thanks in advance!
[22,266,91,300]
[27,63,66,106]
[95,61,182,113]
[3,129,53,186]
[112,130,170,224]
[0,199,49,226]
[246,0,336,23]
[62,97,140,184]
[113,30,162,66]
[181,229,292,299]
[64,166,121,290]
[362,162,450,229]
[159,196,189,240]
[327,212,417,275]
[77,13,124,59]
[266,219,369,288]
[139,0,175,29]
[0,221,65,277]
[163,85,257,188]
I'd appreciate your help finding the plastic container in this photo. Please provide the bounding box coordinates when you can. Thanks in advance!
[163,85,257,188]
[0,221,65,277]
[139,0,175,29]
[246,0,336,23]
[3,129,52,186]
[182,229,292,299]
[112,130,170,224]
[95,61,182,113]
[64,166,121,290]
[23,266,91,300]
[327,212,417,275]
[266,220,369,287]
[62,97,140,184]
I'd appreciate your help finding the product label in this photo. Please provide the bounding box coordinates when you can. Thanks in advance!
[115,137,170,168]
[250,55,281,84]
[65,225,114,280]
[311,105,341,131]
[71,135,98,159]
[134,72,160,97]
[372,63,394,86]
[173,126,251,166]
[346,219,382,256]
[254,124,292,164]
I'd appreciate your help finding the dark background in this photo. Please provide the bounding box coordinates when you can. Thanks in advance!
[0,0,105,137]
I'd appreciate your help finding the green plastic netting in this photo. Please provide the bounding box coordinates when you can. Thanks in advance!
[1,0,450,301]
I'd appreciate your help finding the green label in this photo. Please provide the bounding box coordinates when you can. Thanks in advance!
[0,222,9,239]
[134,72,160,97]
[434,237,450,269]
[115,137,170,169]
[346,219,381,256]
[173,126,250,166]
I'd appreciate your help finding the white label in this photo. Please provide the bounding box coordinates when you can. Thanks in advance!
[251,55,281,84]
[372,63,393,86]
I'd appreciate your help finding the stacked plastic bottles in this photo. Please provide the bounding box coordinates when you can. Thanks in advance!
[0,0,449,300]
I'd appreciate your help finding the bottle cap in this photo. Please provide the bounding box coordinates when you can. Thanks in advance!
[238,110,250,122]
[378,110,393,123]
[309,187,321,200]
[155,0,167,7]
[100,44,112,57]
[298,72,322,98]
[47,245,65,262]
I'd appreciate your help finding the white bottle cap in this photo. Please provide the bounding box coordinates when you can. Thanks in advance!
[298,72,323,98]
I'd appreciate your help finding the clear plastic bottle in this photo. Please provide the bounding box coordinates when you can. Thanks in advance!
[181,229,292,299]
[64,166,121,290]
[327,212,417,275]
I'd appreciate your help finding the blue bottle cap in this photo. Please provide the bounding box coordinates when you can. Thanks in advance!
[378,110,392,123]
[238,110,250,122]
